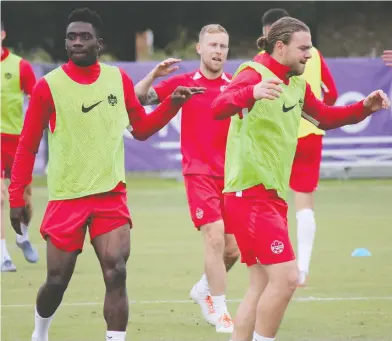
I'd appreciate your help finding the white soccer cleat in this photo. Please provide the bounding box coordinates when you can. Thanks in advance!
[215,312,234,333]
[190,284,218,326]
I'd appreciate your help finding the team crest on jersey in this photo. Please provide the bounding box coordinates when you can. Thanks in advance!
[220,85,228,92]
[5,72,12,80]
[195,208,204,220]
[271,240,284,254]
[108,94,118,106]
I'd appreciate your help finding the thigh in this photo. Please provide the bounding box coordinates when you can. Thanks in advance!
[40,198,90,253]
[290,134,323,193]
[45,237,80,281]
[253,198,295,265]
[91,223,131,269]
[89,191,132,243]
[184,175,223,229]
[224,194,258,267]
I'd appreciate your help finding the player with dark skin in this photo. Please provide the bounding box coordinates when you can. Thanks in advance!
[9,8,204,341]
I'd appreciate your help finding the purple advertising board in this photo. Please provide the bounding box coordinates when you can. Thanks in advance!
[31,58,392,173]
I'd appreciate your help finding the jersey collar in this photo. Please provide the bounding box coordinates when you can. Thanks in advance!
[65,59,101,77]
[253,53,291,85]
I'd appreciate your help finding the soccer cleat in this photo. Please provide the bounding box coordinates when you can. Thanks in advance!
[190,284,218,326]
[297,271,308,287]
[215,312,234,333]
[1,259,17,272]
[16,240,39,263]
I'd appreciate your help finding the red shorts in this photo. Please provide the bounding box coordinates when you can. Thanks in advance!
[290,134,323,193]
[183,175,225,229]
[1,133,20,179]
[224,185,295,266]
[41,191,132,252]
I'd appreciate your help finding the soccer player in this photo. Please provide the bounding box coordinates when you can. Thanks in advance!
[1,21,39,272]
[8,8,204,341]
[135,24,239,333]
[382,50,392,66]
[261,8,339,286]
[212,17,390,341]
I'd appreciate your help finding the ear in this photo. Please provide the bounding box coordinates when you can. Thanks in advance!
[196,42,201,55]
[275,40,285,54]
[97,38,104,50]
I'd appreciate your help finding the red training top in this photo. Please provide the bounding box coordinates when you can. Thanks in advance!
[154,70,232,177]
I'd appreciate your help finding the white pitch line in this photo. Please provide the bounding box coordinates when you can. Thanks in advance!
[2,296,392,309]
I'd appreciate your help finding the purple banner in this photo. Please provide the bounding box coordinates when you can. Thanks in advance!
[32,58,392,173]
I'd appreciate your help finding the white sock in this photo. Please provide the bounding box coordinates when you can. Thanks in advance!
[16,223,29,244]
[253,331,275,341]
[32,307,54,341]
[106,330,126,341]
[212,295,227,315]
[197,274,210,295]
[296,208,316,274]
[1,239,11,262]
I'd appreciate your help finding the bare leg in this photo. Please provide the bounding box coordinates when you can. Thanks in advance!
[231,264,268,341]
[92,224,130,332]
[254,260,299,338]
[33,238,79,340]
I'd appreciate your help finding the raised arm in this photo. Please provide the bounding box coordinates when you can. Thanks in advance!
[121,69,204,140]
[134,58,181,105]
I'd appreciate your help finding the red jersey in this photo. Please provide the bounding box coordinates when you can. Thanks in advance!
[9,60,182,208]
[212,53,371,129]
[1,47,36,97]
[154,70,231,177]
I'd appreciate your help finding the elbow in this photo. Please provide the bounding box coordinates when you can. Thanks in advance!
[131,131,149,141]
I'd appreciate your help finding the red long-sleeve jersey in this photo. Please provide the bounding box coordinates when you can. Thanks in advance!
[212,53,371,129]
[9,60,182,208]
[318,51,338,106]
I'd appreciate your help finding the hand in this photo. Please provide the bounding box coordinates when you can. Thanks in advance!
[152,58,182,79]
[253,78,284,101]
[10,206,29,235]
[171,86,206,105]
[363,90,390,112]
[381,50,392,67]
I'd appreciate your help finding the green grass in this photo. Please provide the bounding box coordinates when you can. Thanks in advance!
[2,177,392,341]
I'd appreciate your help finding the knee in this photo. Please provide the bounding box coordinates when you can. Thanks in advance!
[224,237,240,261]
[46,270,70,293]
[270,265,299,297]
[103,258,127,289]
[202,221,226,254]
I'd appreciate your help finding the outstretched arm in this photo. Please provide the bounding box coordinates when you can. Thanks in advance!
[302,83,390,130]
[122,69,204,140]
[134,58,181,105]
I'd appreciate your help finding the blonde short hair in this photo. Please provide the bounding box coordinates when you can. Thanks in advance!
[199,24,228,42]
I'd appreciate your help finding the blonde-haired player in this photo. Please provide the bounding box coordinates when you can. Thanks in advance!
[135,24,239,333]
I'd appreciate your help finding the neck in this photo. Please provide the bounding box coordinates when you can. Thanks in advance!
[199,62,223,80]
[70,58,98,67]
[270,52,291,79]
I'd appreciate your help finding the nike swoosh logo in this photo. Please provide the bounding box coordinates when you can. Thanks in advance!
[282,103,297,112]
[82,100,103,113]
